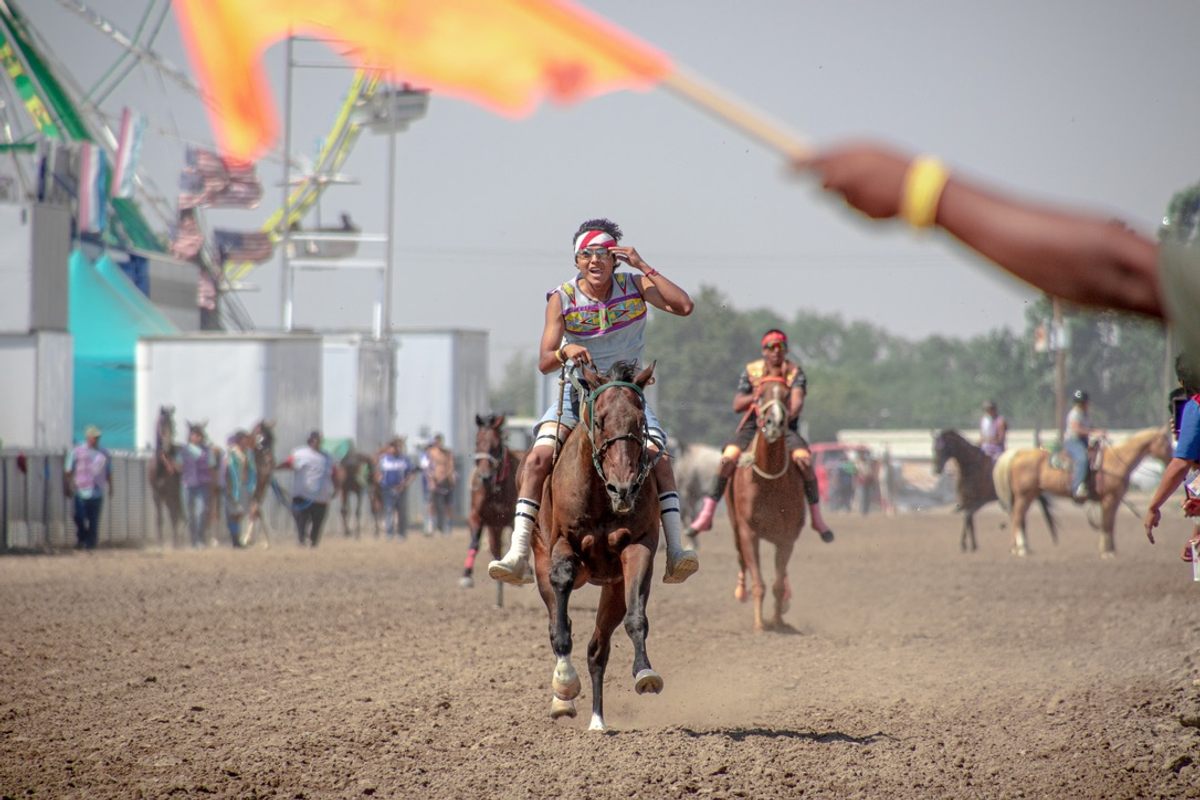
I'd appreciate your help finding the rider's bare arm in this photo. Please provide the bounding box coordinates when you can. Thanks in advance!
[618,247,693,317]
[538,296,574,373]
[790,386,805,421]
[733,391,754,414]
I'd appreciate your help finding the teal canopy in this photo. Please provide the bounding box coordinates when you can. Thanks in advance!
[70,248,179,448]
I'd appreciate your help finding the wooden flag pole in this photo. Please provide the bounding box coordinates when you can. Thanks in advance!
[660,65,813,161]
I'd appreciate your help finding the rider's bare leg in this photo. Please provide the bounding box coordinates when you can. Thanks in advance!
[488,427,563,585]
[654,455,698,584]
[688,455,737,535]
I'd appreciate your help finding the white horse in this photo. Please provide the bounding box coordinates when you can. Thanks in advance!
[673,442,723,527]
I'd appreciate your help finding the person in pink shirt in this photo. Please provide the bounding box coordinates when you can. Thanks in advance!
[64,425,112,550]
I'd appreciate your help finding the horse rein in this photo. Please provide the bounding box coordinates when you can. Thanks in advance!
[568,368,660,503]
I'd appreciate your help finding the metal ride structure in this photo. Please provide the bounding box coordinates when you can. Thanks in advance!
[0,0,421,333]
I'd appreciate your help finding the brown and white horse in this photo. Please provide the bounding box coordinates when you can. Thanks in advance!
[241,420,276,547]
[533,361,663,731]
[727,376,806,632]
[460,414,524,603]
[993,425,1172,557]
[933,429,1056,553]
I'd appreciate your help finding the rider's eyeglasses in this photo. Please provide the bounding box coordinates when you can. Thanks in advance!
[576,247,613,260]
[762,343,785,352]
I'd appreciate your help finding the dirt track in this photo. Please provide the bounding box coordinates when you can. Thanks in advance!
[2,503,1199,799]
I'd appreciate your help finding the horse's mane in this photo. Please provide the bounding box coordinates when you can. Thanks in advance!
[601,360,639,384]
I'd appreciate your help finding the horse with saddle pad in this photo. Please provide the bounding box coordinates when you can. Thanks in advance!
[460,413,524,606]
[726,375,811,632]
[933,429,1056,553]
[531,361,667,731]
[993,425,1172,557]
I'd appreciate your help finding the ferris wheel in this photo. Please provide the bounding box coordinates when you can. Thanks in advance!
[0,0,390,331]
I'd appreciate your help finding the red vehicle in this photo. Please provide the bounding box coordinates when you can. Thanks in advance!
[810,442,872,508]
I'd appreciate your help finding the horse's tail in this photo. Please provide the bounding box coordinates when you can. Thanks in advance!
[992,450,1016,513]
[1037,494,1058,544]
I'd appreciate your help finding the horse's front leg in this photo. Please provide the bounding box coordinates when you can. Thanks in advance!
[547,539,581,719]
[738,526,767,631]
[1098,496,1120,558]
[586,583,627,731]
[621,541,663,696]
[770,538,795,629]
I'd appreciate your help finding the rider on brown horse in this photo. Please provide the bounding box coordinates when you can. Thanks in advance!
[687,329,834,541]
[488,217,699,586]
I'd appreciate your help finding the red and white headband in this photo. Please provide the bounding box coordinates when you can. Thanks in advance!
[574,230,616,253]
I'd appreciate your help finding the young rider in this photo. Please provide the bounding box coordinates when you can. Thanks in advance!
[488,218,699,586]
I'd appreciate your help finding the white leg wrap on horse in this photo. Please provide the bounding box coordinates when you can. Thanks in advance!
[660,492,699,584]
[552,656,581,700]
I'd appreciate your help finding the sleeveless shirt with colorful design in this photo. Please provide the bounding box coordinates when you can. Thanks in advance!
[548,272,647,371]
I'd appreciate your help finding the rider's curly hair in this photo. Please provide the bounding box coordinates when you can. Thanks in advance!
[573,218,623,244]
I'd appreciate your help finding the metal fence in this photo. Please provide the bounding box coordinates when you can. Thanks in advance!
[0,449,294,552]
[0,449,461,552]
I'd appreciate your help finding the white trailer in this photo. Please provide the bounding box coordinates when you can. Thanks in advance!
[0,331,73,449]
[135,333,323,454]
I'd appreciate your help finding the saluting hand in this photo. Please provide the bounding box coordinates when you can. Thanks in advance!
[609,246,647,271]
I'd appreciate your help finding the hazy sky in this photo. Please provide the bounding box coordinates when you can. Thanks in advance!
[23,1,1200,378]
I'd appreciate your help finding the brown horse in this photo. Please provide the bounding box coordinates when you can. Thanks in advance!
[242,420,276,547]
[337,447,377,539]
[726,376,806,632]
[933,429,1056,553]
[533,361,663,731]
[148,406,183,547]
[993,425,1172,557]
[460,414,524,603]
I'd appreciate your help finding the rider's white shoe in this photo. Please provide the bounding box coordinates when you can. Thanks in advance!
[663,547,699,584]
[488,552,534,585]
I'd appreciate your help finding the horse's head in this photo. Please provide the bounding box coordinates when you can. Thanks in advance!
[578,360,656,515]
[473,413,506,486]
[253,420,275,455]
[1149,424,1174,463]
[755,378,790,443]
[156,406,176,445]
[932,429,950,474]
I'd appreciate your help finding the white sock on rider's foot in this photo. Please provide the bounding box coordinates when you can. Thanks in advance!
[659,492,691,555]
[501,497,539,562]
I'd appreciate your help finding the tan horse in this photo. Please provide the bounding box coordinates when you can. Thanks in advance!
[726,377,806,632]
[993,426,1172,557]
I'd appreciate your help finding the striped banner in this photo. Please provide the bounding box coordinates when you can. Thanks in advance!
[77,143,107,233]
[110,108,145,199]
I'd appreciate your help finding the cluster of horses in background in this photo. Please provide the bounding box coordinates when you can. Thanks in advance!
[934,425,1172,558]
[147,406,385,547]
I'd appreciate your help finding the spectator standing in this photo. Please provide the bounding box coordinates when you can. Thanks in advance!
[222,430,257,548]
[421,433,457,536]
[376,436,416,540]
[278,430,335,547]
[180,423,217,549]
[64,424,112,550]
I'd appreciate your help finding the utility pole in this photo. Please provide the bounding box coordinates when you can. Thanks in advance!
[1053,296,1066,442]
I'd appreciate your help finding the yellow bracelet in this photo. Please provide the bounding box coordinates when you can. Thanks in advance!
[556,347,567,364]
[900,156,950,229]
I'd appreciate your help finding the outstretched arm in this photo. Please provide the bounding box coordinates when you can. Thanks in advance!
[799,143,1164,319]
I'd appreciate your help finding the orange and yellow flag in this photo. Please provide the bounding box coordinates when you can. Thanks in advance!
[172,0,672,160]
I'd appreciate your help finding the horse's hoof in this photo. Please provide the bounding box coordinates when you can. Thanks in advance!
[588,713,607,731]
[553,660,581,700]
[1011,546,1029,557]
[634,668,663,695]
[550,697,577,719]
[459,576,474,589]
[734,584,748,603]
[1099,551,1117,560]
